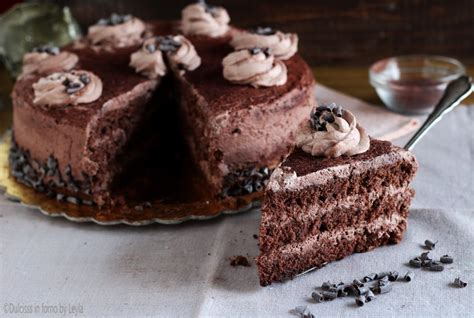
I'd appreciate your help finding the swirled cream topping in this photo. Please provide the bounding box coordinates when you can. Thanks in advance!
[130,38,167,79]
[231,27,298,60]
[222,48,287,88]
[296,104,370,158]
[130,35,201,78]
[33,70,103,106]
[167,35,201,72]
[20,46,78,78]
[88,14,146,48]
[181,1,230,37]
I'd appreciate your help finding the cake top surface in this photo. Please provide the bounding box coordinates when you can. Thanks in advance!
[268,139,417,192]
[282,139,393,177]
[13,20,313,127]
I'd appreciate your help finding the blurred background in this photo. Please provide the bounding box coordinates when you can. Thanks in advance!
[1,0,473,104]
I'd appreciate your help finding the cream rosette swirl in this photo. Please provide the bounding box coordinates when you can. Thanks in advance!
[167,35,201,72]
[21,46,78,78]
[33,70,103,107]
[88,14,146,48]
[222,48,287,88]
[181,1,230,37]
[296,104,370,158]
[130,38,167,79]
[231,27,298,60]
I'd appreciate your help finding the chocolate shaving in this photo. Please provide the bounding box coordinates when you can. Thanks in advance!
[454,277,467,288]
[355,295,365,306]
[252,26,276,36]
[311,291,324,303]
[404,271,415,282]
[440,255,453,264]
[424,239,438,250]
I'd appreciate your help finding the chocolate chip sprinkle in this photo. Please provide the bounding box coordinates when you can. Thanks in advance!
[96,13,132,26]
[454,277,467,288]
[252,26,276,36]
[440,255,453,264]
[249,47,270,56]
[156,36,182,52]
[310,103,343,132]
[32,45,60,55]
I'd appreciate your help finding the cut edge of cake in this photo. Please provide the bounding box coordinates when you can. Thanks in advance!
[256,140,418,286]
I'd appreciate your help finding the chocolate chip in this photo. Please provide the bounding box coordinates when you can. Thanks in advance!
[365,290,376,302]
[79,74,91,85]
[322,290,337,301]
[420,251,431,261]
[429,262,444,271]
[363,273,377,282]
[252,26,276,36]
[409,258,422,268]
[424,239,438,250]
[388,271,399,282]
[454,277,467,288]
[311,291,324,303]
[156,36,181,52]
[440,255,453,264]
[404,271,415,282]
[355,295,365,306]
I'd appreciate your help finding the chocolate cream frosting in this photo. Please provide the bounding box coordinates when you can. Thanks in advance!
[33,70,103,106]
[88,15,146,49]
[181,1,230,37]
[230,28,298,60]
[296,107,370,158]
[20,51,78,78]
[222,48,287,87]
[130,35,201,79]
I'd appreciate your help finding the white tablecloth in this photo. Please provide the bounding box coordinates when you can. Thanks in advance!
[1,104,473,317]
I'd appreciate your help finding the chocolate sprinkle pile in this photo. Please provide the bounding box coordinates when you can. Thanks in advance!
[9,139,93,206]
[62,73,90,95]
[309,103,343,132]
[96,13,132,26]
[198,0,219,17]
[230,255,251,267]
[32,45,60,55]
[145,36,182,54]
[222,166,272,197]
[291,239,468,312]
[252,26,276,36]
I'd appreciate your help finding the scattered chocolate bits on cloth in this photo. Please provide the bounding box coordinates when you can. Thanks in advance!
[454,277,468,288]
[229,255,250,267]
[424,239,438,250]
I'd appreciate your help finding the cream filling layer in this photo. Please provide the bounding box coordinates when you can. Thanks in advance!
[262,212,404,258]
[265,185,410,231]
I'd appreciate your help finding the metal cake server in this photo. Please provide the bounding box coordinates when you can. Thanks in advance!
[404,75,473,150]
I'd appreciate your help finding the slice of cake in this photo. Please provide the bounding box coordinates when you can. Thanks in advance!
[256,104,418,286]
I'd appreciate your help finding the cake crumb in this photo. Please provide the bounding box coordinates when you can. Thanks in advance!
[230,255,251,267]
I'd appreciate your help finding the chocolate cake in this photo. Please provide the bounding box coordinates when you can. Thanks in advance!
[256,105,418,286]
[9,3,315,206]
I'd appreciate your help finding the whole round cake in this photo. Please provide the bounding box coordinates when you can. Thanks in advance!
[10,2,315,207]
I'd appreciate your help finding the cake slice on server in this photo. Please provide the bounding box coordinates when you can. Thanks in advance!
[256,104,418,286]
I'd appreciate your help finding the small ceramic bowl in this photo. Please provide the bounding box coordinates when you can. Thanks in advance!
[369,55,466,115]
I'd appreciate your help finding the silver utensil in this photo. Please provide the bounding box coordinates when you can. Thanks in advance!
[404,75,473,150]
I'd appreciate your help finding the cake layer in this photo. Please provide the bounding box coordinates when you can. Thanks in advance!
[256,211,408,286]
[260,184,414,253]
[260,141,418,252]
